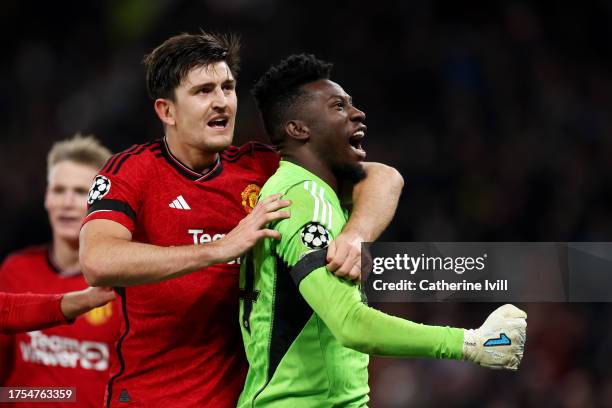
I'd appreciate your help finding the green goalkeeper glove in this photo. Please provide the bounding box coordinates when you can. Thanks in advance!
[463,304,527,370]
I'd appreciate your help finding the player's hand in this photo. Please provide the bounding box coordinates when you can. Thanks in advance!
[211,193,290,263]
[326,230,365,281]
[463,304,527,370]
[61,287,116,320]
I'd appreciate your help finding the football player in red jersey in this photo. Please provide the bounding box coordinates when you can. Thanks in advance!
[0,287,115,334]
[80,32,404,408]
[0,135,121,407]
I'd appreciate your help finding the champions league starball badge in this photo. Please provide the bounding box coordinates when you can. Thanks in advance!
[87,175,111,205]
[300,222,330,250]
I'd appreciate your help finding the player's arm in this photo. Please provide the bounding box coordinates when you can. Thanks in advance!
[0,288,114,334]
[327,162,404,279]
[275,182,525,369]
[0,292,65,333]
[81,194,290,286]
[296,261,527,369]
[60,287,116,320]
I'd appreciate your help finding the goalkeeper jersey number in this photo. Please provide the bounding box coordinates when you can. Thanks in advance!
[239,160,369,408]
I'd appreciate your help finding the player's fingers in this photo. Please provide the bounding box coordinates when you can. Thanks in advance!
[88,287,116,307]
[496,304,527,319]
[96,294,116,306]
[347,249,362,280]
[334,245,360,278]
[261,199,291,213]
[514,346,525,361]
[347,262,361,281]
[334,252,357,278]
[327,241,349,272]
[510,317,527,331]
[500,318,525,335]
[252,193,283,212]
[260,229,282,240]
[260,193,283,204]
[326,240,337,263]
[100,289,117,302]
[507,355,521,370]
[263,210,291,224]
[501,322,527,348]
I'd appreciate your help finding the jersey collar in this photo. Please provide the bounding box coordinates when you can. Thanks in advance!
[46,245,82,278]
[161,137,223,182]
[279,160,336,194]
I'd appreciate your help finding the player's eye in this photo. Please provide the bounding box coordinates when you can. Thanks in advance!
[334,101,345,110]
[222,83,235,92]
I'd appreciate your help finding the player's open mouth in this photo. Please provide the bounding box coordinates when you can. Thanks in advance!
[349,128,367,159]
[207,117,229,129]
[58,215,80,224]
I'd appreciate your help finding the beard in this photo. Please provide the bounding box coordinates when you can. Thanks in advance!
[332,161,367,184]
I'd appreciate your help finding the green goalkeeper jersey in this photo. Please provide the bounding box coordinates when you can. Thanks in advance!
[238,161,464,408]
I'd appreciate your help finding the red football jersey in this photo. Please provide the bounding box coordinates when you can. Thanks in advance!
[0,292,66,334]
[83,138,280,408]
[0,246,121,408]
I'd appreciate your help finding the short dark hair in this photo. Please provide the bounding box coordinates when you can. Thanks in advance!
[143,31,241,100]
[252,54,332,145]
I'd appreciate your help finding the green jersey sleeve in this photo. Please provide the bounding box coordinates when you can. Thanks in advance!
[299,267,464,359]
[274,181,343,268]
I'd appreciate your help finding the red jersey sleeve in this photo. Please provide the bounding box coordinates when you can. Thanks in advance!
[0,292,67,334]
[83,144,150,233]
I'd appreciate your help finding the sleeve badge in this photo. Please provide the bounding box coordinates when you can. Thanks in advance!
[300,222,331,250]
[87,175,112,205]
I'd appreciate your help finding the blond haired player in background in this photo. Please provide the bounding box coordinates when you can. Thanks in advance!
[0,135,121,407]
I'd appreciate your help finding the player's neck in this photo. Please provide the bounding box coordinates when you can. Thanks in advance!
[51,237,81,276]
[165,134,218,173]
[283,154,338,193]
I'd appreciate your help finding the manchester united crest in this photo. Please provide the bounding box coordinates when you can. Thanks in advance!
[84,302,113,326]
[241,184,261,214]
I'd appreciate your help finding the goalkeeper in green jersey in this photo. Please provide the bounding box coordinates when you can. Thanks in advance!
[238,54,527,407]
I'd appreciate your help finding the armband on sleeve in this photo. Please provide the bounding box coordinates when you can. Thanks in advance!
[290,250,327,286]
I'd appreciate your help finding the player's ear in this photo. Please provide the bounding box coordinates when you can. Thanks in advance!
[154,98,176,127]
[285,120,310,141]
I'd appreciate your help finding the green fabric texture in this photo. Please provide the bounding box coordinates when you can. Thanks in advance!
[299,268,464,359]
[238,160,463,408]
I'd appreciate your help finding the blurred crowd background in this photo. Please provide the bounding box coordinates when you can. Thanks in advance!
[2,1,612,406]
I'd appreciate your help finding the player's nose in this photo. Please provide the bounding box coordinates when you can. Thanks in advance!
[211,87,228,110]
[350,105,366,123]
[61,191,78,207]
